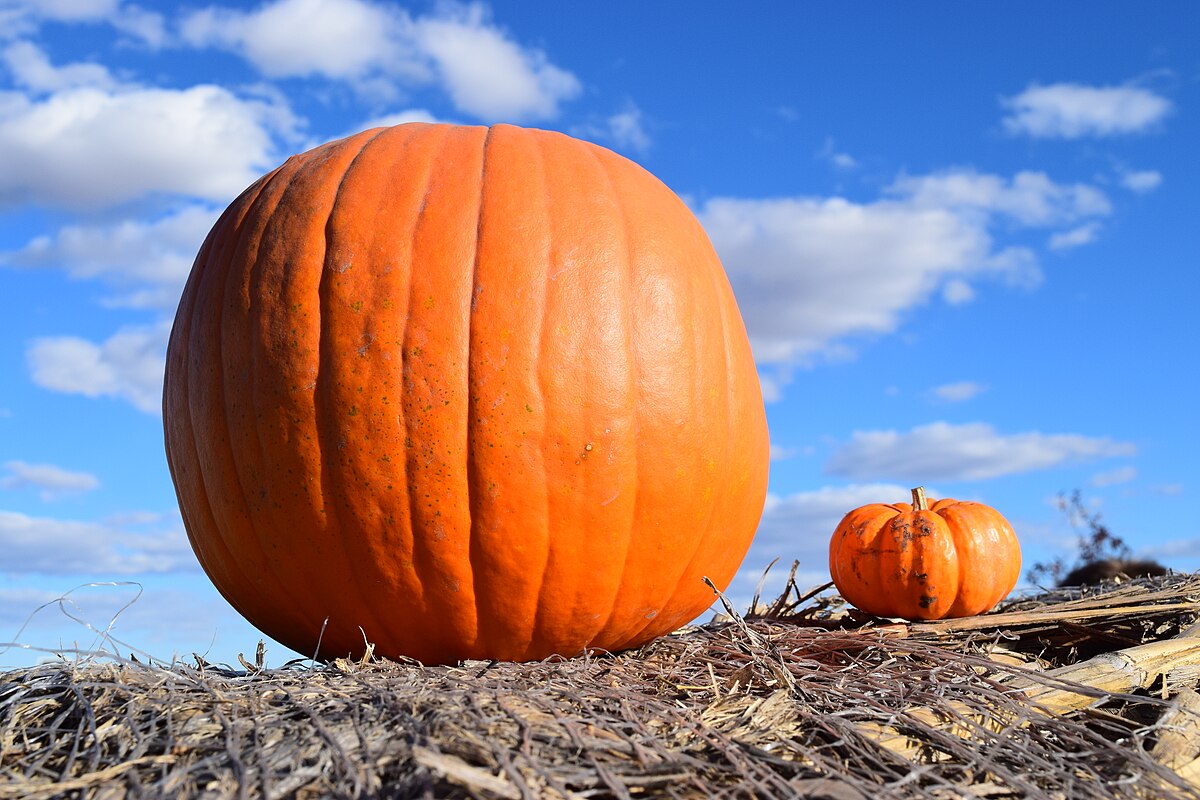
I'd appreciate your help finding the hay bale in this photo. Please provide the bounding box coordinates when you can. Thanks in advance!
[3,573,1200,798]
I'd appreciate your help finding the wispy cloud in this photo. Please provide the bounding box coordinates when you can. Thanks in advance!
[26,322,171,413]
[2,204,216,310]
[825,421,1136,482]
[1,461,100,501]
[0,509,195,574]
[2,39,117,91]
[931,381,986,403]
[1,1,166,46]
[818,137,857,169]
[888,169,1111,227]
[1119,168,1163,193]
[769,444,797,461]
[1091,466,1137,487]
[573,102,652,153]
[603,103,651,152]
[1048,221,1103,251]
[1002,82,1171,139]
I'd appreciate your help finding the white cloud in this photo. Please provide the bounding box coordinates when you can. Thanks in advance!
[0,79,294,209]
[1,461,100,500]
[354,108,443,132]
[818,137,857,169]
[1002,82,1172,139]
[180,0,580,121]
[0,586,63,627]
[941,279,976,305]
[1119,168,1163,193]
[3,204,216,309]
[180,0,419,82]
[769,444,796,461]
[702,167,1109,369]
[825,421,1136,482]
[1,2,166,47]
[757,371,786,403]
[932,381,985,403]
[604,104,651,151]
[1092,466,1137,487]
[0,509,195,574]
[1048,221,1103,251]
[888,169,1112,227]
[701,195,997,364]
[26,321,171,413]
[110,5,168,48]
[2,39,117,91]
[414,3,580,121]
[10,0,119,21]
[573,103,652,153]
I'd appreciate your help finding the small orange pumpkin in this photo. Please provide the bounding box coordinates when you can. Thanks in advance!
[828,487,1021,620]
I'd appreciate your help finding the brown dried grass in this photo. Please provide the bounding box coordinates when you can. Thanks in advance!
[4,571,1200,799]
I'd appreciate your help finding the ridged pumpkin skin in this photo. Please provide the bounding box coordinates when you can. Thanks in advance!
[163,123,770,664]
[828,488,1021,620]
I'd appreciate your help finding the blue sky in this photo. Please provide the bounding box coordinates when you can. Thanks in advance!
[2,1,1197,667]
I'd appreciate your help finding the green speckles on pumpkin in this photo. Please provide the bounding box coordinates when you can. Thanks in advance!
[525,404,534,413]
[350,300,363,312]
[348,406,359,417]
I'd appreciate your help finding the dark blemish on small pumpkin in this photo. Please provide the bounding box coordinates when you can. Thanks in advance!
[919,595,936,609]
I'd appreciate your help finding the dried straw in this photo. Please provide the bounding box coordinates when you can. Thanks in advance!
[4,571,1200,798]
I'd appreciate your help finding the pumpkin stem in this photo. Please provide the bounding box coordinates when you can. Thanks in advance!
[911,486,929,511]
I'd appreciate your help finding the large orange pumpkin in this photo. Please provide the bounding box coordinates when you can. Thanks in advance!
[828,487,1021,620]
[163,123,770,664]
